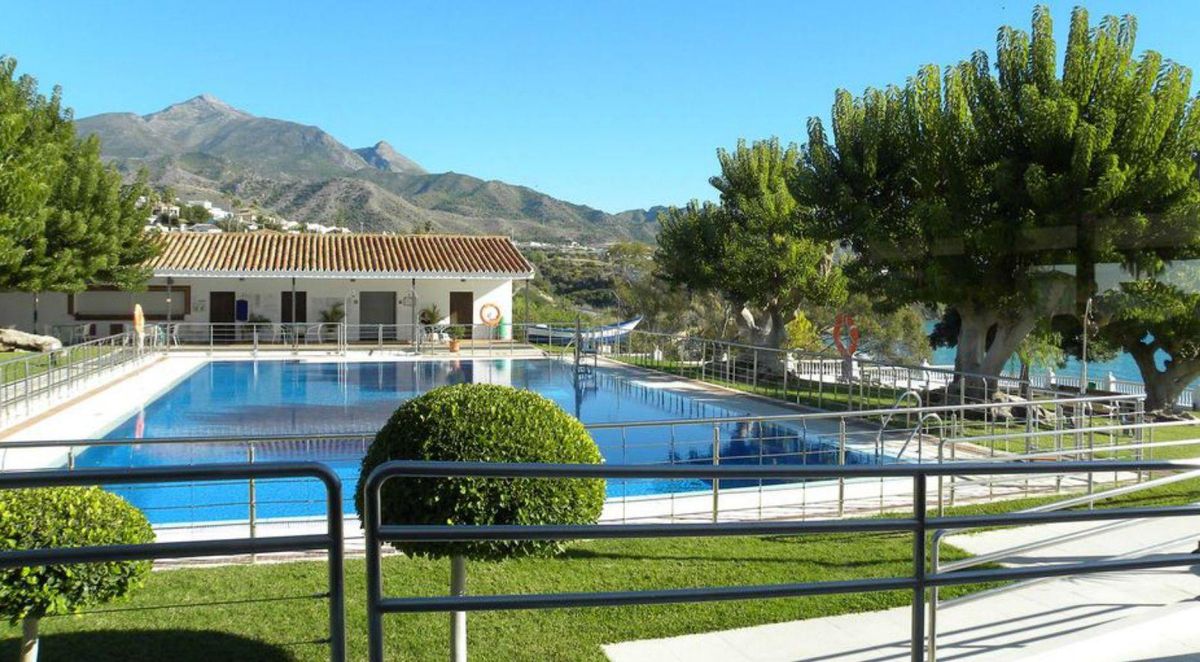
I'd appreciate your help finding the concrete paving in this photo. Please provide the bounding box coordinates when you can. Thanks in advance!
[603,512,1200,661]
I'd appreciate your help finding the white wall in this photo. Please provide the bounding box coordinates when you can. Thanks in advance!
[0,277,519,341]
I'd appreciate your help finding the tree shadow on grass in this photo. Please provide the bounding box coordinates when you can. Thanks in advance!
[0,629,299,662]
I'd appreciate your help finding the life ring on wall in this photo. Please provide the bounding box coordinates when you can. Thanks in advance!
[479,303,502,327]
[832,313,859,357]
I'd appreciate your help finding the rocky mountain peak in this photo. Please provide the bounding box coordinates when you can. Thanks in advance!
[355,139,425,175]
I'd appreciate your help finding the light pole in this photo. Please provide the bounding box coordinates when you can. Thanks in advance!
[1079,296,1093,395]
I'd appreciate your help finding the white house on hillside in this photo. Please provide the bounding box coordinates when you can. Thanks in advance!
[0,233,535,342]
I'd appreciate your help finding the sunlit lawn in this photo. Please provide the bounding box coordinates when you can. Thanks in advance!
[0,533,985,662]
[6,475,1200,662]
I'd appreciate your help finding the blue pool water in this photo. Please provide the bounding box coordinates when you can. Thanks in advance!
[82,359,885,524]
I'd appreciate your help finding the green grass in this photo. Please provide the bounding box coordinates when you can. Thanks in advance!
[0,344,121,386]
[0,532,988,661]
[614,355,908,414]
[8,472,1200,661]
[614,356,1200,462]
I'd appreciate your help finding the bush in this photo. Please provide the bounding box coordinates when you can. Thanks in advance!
[0,487,154,623]
[356,383,605,560]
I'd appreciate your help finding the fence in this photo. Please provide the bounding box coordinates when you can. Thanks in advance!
[0,462,346,662]
[0,330,162,425]
[0,392,1162,529]
[607,329,1044,411]
[360,458,1200,662]
[155,321,566,358]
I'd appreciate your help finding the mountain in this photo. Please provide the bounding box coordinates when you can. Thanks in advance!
[75,95,661,242]
[354,140,425,175]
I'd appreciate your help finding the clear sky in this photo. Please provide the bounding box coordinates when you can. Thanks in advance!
[4,1,1199,213]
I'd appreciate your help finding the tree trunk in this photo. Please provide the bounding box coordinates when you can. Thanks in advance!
[1128,345,1200,413]
[949,275,1075,402]
[738,306,787,375]
[20,616,39,662]
[450,555,467,662]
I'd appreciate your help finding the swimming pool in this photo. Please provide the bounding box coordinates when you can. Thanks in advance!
[80,359,888,524]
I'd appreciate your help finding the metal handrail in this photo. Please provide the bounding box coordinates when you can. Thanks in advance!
[3,392,1141,450]
[0,330,164,423]
[0,462,345,662]
[873,389,924,456]
[896,413,944,461]
[362,459,1200,662]
[926,465,1200,662]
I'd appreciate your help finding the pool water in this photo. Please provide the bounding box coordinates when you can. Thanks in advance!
[81,359,886,524]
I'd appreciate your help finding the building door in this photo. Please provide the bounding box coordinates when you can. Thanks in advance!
[449,291,473,339]
[281,291,308,344]
[281,291,307,323]
[359,291,397,341]
[210,291,236,343]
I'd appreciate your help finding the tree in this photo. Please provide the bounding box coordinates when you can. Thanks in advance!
[606,241,693,331]
[1094,280,1200,411]
[657,138,846,350]
[794,6,1200,389]
[0,57,156,300]
[356,384,604,661]
[1014,320,1066,398]
[179,203,213,224]
[0,487,153,662]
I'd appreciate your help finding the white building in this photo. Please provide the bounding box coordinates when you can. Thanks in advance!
[0,233,534,342]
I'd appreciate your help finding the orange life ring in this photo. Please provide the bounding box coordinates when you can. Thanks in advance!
[832,313,859,357]
[479,303,502,327]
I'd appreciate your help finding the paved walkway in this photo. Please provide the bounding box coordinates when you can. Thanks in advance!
[603,512,1200,661]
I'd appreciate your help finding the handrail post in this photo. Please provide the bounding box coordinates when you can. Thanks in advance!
[711,423,721,523]
[928,531,942,662]
[837,417,847,517]
[365,475,386,662]
[247,444,257,564]
[911,474,927,662]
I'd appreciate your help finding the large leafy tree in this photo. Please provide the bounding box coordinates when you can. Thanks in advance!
[657,138,845,349]
[793,6,1200,386]
[0,57,154,301]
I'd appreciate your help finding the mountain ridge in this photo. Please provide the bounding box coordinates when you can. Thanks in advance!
[76,95,661,242]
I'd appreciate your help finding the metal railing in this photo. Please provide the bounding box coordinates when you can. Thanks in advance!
[607,329,1052,410]
[361,459,1200,662]
[0,462,345,662]
[927,465,1200,661]
[0,392,1165,532]
[0,330,163,425]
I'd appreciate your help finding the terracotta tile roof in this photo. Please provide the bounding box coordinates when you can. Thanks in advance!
[149,233,534,279]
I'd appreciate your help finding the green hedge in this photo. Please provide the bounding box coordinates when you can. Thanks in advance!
[356,383,605,560]
[0,487,154,623]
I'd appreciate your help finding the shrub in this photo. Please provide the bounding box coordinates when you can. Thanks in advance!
[356,383,605,560]
[0,487,154,623]
[0,484,154,657]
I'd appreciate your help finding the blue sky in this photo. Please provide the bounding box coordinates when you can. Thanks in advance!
[4,1,1199,213]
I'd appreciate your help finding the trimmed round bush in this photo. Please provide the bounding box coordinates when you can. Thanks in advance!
[0,487,154,623]
[356,383,605,560]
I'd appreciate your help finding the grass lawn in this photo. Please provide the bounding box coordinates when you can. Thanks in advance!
[613,356,1200,462]
[6,474,1200,662]
[0,344,123,386]
[0,533,986,662]
[613,355,911,414]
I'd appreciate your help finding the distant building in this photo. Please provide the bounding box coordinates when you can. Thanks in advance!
[0,233,534,342]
